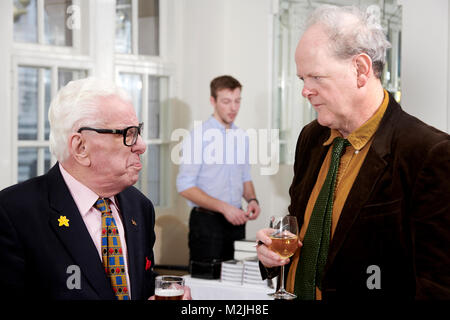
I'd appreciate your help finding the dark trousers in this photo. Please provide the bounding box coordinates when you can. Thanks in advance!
[189,207,245,262]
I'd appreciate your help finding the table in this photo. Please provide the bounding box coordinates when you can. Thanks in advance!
[183,275,274,300]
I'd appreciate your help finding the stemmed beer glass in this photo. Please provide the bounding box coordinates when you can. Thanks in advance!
[268,215,298,300]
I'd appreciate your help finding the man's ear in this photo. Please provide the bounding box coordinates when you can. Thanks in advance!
[210,96,217,107]
[354,53,373,88]
[69,133,91,166]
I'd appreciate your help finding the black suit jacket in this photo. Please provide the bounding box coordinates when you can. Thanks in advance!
[0,164,156,300]
[263,94,450,299]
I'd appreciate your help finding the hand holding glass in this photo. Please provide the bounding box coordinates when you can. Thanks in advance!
[267,215,298,300]
[155,276,185,300]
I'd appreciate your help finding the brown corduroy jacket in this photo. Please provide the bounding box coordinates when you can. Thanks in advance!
[263,93,450,300]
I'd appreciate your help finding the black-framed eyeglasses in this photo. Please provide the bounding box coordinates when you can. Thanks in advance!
[77,122,144,146]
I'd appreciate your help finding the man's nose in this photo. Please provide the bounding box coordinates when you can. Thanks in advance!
[301,85,316,98]
[132,135,146,154]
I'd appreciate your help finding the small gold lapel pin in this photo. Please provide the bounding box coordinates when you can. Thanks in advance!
[131,219,137,226]
[58,216,70,227]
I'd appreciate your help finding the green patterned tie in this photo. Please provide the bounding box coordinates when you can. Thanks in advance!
[294,137,350,299]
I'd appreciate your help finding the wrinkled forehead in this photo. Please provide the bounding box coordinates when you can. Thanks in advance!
[295,26,331,73]
[297,24,331,57]
[95,94,139,126]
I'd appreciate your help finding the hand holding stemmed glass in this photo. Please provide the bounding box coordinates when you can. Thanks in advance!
[256,215,302,300]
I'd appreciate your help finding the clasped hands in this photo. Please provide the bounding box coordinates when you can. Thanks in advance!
[222,201,260,226]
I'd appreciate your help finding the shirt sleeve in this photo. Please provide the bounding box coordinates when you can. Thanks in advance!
[176,130,202,193]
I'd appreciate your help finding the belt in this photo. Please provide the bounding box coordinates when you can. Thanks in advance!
[193,207,221,215]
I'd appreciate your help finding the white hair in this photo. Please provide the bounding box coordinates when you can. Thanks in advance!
[48,77,132,162]
[307,5,391,78]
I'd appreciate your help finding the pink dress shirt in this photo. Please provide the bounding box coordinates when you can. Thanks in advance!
[59,163,132,298]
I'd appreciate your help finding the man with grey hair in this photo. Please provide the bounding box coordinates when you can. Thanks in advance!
[257,5,449,300]
[0,77,190,300]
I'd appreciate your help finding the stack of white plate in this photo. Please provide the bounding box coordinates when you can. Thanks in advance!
[221,260,243,284]
[243,258,266,286]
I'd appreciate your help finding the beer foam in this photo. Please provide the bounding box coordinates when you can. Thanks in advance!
[155,288,184,297]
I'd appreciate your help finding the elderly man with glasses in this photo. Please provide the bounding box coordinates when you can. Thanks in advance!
[0,77,190,300]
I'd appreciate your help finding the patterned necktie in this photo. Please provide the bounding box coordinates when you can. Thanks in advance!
[294,137,350,299]
[94,198,130,300]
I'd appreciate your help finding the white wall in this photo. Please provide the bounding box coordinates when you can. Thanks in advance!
[399,0,449,132]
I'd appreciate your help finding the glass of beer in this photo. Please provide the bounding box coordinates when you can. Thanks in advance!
[268,215,298,300]
[155,276,185,300]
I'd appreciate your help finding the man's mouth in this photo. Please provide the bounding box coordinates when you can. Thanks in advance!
[129,162,142,169]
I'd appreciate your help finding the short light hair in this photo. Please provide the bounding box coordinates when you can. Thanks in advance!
[48,77,131,162]
[307,5,391,78]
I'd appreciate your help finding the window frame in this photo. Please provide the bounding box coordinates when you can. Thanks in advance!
[13,0,83,50]
[11,53,92,182]
[115,0,163,57]
[10,0,92,183]
[4,0,175,209]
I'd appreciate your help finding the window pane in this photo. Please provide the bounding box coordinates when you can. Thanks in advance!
[18,67,38,140]
[138,0,159,55]
[18,148,52,182]
[18,147,37,183]
[13,0,38,43]
[58,68,87,89]
[44,69,51,140]
[44,148,52,173]
[118,73,143,121]
[116,0,132,54]
[44,0,73,46]
[147,76,161,139]
[146,144,160,205]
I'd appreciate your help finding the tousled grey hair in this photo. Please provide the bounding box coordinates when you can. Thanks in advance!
[307,5,391,79]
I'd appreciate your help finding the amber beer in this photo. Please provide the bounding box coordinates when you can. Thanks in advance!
[269,233,298,259]
[155,276,184,300]
[155,288,184,300]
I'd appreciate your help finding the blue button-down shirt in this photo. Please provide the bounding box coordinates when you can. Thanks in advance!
[176,116,252,208]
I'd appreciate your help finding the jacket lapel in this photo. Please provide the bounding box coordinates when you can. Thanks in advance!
[47,165,115,299]
[324,95,399,273]
[116,191,144,300]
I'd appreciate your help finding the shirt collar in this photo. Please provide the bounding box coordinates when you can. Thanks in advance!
[323,89,389,150]
[208,115,237,130]
[59,163,117,217]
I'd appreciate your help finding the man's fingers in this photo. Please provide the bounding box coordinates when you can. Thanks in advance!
[256,228,276,244]
[256,229,292,268]
[257,247,290,268]
[182,286,192,300]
